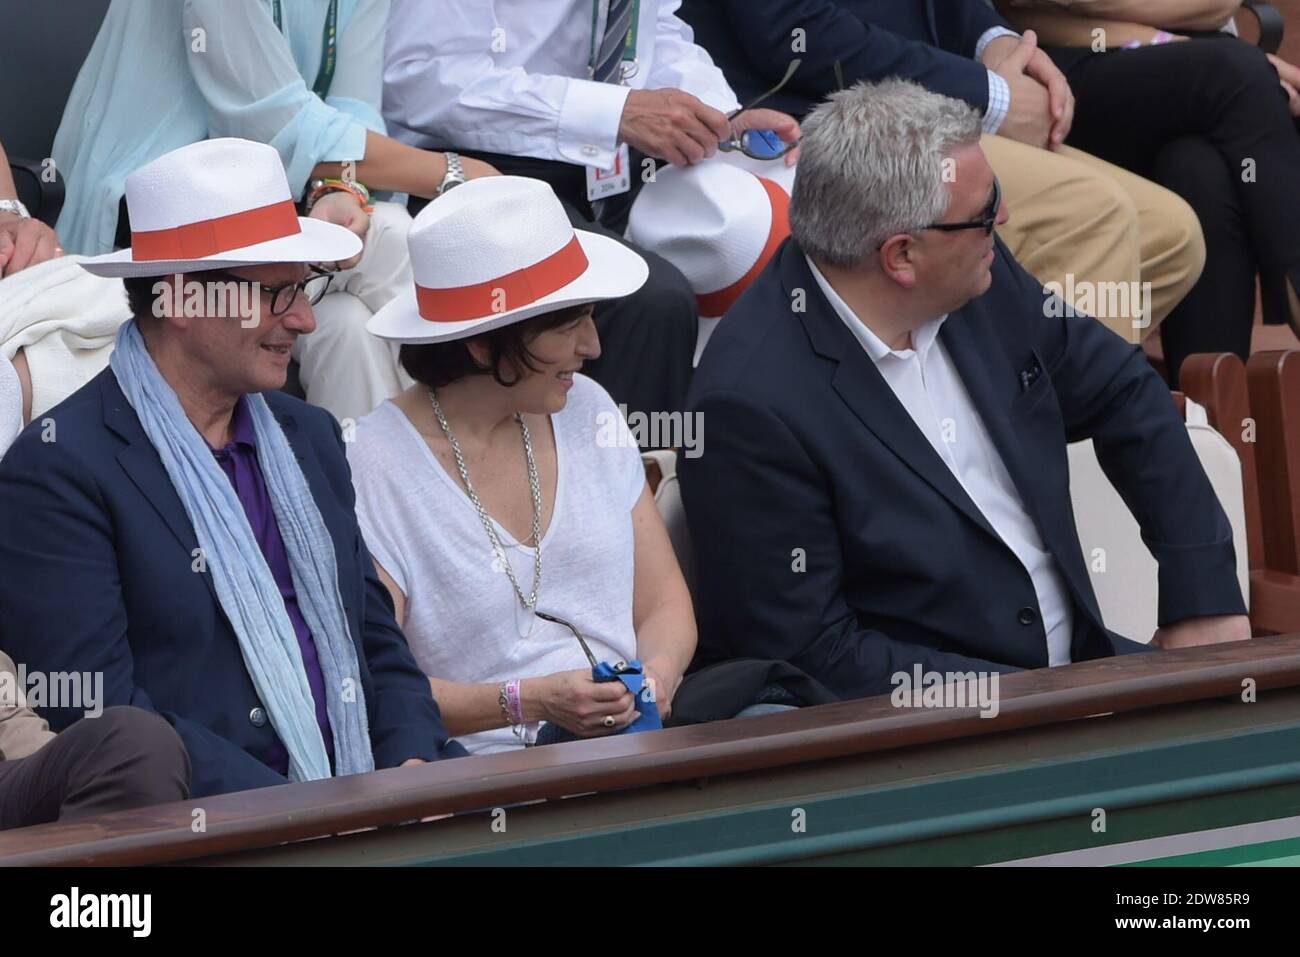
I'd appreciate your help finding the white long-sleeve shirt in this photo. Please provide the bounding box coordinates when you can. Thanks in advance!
[383,0,741,171]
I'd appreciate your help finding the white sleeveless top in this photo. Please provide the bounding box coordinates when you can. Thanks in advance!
[348,375,646,755]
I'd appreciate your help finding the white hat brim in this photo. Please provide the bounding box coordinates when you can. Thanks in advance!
[77,217,363,279]
[367,229,650,344]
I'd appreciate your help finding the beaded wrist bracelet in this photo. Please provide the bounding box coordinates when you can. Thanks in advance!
[305,177,374,214]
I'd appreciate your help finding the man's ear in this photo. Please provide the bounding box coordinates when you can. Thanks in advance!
[148,274,180,324]
[878,234,918,290]
[152,273,197,332]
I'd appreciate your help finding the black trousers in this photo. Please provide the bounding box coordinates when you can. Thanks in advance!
[1055,36,1300,385]
[0,706,191,830]
[412,150,698,438]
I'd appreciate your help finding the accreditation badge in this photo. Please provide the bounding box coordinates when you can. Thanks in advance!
[585,142,632,201]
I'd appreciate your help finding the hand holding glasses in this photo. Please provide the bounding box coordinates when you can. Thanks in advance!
[535,610,662,734]
[718,59,802,162]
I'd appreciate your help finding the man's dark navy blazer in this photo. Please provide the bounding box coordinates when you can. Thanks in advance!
[679,238,1247,700]
[0,370,465,797]
[680,0,1009,117]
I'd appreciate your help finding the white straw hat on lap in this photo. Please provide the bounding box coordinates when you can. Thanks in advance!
[627,160,792,363]
[79,138,361,279]
[368,176,649,344]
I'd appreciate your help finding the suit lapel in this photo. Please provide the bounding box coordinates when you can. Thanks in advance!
[786,249,1000,542]
[938,310,1042,524]
[103,373,219,605]
[940,307,1103,627]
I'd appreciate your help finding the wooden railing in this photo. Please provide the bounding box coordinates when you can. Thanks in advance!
[4,634,1300,866]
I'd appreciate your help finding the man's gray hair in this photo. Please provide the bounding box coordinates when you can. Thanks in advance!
[789,79,982,268]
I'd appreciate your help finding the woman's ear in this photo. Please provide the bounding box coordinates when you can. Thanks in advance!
[464,337,493,370]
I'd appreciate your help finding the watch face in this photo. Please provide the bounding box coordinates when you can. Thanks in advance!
[440,179,464,194]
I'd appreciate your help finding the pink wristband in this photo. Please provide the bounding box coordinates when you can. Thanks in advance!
[505,679,524,725]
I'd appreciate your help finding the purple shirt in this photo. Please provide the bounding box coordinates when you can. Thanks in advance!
[212,397,335,775]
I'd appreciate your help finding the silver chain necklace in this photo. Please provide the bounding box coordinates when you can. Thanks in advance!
[429,388,543,611]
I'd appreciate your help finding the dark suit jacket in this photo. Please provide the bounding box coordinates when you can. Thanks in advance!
[680,0,1009,117]
[0,370,465,797]
[678,238,1247,700]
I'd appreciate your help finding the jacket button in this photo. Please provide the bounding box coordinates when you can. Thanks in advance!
[1017,607,1037,626]
[249,707,268,728]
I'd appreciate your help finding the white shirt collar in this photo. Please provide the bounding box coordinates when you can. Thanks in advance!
[806,255,947,363]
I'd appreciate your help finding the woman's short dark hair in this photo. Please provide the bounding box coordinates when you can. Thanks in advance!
[399,303,590,391]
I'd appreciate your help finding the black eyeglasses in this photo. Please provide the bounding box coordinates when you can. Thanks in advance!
[719,58,802,161]
[923,176,1002,237]
[200,267,335,316]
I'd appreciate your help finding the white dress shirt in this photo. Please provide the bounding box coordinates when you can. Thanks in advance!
[383,0,740,170]
[807,258,1074,666]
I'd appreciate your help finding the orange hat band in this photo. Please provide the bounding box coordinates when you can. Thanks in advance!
[131,199,302,262]
[415,234,589,324]
[695,177,791,318]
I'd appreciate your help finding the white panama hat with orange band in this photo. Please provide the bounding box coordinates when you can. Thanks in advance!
[78,138,362,279]
[367,175,649,344]
[626,157,792,363]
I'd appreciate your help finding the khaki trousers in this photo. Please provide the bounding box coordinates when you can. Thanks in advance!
[983,135,1205,344]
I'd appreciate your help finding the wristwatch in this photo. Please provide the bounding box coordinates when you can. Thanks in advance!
[0,199,30,219]
[436,151,467,197]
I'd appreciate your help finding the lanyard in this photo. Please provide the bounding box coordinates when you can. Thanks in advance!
[587,0,640,78]
[272,0,338,100]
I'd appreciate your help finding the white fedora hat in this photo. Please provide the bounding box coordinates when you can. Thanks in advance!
[79,138,362,279]
[711,149,798,193]
[627,160,791,321]
[368,176,648,344]
[627,160,791,363]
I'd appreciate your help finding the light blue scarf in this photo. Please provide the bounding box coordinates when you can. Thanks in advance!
[110,321,374,782]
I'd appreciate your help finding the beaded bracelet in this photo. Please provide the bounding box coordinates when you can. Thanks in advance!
[305,177,374,215]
